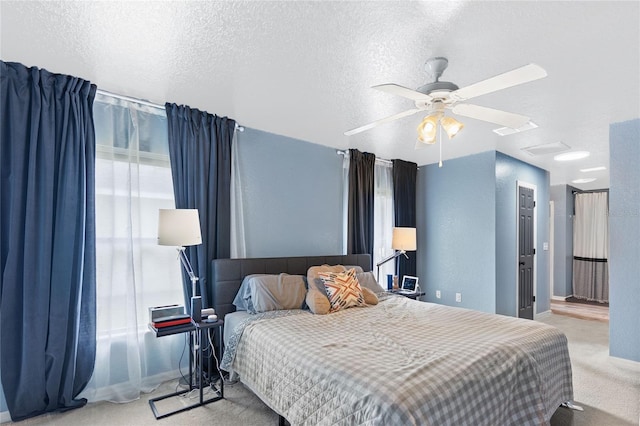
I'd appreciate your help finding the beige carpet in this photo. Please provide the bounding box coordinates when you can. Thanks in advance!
[8,313,640,426]
[542,313,640,426]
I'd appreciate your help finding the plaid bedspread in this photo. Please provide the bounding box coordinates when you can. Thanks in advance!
[222,295,573,425]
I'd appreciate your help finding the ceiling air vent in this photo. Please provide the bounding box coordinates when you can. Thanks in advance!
[493,121,538,136]
[521,141,570,157]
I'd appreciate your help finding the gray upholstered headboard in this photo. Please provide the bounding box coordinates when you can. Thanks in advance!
[210,254,371,319]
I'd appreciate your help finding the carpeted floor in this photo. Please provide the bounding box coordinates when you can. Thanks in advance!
[8,313,640,426]
[542,313,639,425]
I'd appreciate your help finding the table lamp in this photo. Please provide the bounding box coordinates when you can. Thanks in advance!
[376,227,417,282]
[157,209,202,307]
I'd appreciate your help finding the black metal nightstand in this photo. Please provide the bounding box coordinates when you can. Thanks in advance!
[148,319,224,419]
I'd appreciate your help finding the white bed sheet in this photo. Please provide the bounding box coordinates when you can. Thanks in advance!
[223,310,252,348]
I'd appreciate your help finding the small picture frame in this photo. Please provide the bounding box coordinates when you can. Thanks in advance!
[401,275,419,292]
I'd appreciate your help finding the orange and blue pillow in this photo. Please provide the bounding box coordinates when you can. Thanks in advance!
[318,268,366,312]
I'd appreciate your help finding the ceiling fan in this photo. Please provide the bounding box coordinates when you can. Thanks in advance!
[344,57,547,143]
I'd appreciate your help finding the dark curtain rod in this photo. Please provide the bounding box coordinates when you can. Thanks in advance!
[572,188,609,194]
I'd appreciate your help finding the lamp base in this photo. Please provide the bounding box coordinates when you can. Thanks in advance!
[190,296,202,321]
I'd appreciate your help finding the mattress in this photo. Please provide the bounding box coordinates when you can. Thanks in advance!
[222,294,573,425]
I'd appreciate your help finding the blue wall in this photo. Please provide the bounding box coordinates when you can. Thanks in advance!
[417,151,497,313]
[550,184,576,297]
[236,128,344,257]
[609,118,640,362]
[417,150,550,317]
[495,152,550,316]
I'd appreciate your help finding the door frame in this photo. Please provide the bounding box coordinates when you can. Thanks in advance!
[549,200,555,301]
[516,180,537,318]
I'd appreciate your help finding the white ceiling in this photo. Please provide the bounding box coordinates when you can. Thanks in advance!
[2,1,639,190]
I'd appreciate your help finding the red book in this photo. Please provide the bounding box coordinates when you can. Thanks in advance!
[152,318,192,328]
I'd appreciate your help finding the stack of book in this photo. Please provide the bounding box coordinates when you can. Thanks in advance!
[151,314,191,328]
[149,314,193,336]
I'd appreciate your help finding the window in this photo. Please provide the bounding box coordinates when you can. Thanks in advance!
[81,93,185,403]
[342,153,395,282]
[94,94,183,332]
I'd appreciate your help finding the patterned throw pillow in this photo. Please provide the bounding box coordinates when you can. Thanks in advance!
[306,264,347,315]
[318,268,366,312]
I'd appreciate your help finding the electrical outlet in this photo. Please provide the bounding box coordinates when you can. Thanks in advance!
[436,290,441,299]
[455,292,461,303]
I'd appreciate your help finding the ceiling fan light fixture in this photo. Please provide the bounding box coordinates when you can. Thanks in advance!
[417,114,438,144]
[345,59,547,145]
[440,116,464,139]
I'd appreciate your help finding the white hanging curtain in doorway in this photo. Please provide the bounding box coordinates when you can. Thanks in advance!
[572,191,609,302]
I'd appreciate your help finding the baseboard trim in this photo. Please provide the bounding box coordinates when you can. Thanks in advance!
[551,295,569,301]
[1,410,11,424]
[535,310,552,319]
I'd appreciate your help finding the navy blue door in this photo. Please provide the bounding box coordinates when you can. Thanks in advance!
[518,186,535,320]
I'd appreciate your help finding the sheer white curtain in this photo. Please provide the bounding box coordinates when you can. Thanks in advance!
[231,130,247,258]
[573,191,609,302]
[374,162,395,285]
[78,93,187,403]
[342,153,350,253]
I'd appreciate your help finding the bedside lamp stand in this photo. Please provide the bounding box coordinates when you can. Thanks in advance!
[376,227,417,283]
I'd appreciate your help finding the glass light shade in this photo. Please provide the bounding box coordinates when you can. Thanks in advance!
[392,227,417,251]
[157,209,202,246]
[440,116,464,139]
[416,115,438,144]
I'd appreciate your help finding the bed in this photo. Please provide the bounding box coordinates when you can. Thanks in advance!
[210,255,573,425]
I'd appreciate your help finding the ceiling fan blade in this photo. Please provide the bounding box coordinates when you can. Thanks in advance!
[452,103,530,129]
[372,84,432,102]
[450,63,547,101]
[344,108,421,136]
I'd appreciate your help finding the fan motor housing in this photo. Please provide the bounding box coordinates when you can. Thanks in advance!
[417,81,460,97]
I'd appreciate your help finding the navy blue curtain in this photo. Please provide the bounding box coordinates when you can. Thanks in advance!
[165,103,235,310]
[0,61,96,420]
[392,159,417,280]
[347,149,375,264]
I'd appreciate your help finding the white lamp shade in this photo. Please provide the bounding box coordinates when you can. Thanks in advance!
[392,227,416,251]
[157,209,202,247]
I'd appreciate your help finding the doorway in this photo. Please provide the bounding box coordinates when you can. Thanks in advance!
[517,182,536,319]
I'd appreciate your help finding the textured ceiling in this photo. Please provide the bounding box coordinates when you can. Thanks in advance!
[2,1,639,190]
